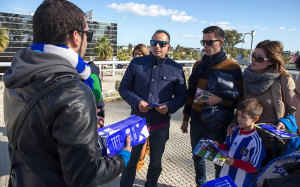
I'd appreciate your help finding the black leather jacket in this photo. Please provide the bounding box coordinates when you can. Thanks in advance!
[4,48,125,187]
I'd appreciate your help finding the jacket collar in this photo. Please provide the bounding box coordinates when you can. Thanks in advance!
[239,127,256,135]
[149,51,168,64]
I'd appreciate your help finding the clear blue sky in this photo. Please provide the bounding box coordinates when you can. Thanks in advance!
[1,0,300,52]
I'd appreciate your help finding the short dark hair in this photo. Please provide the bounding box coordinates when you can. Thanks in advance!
[202,26,225,40]
[237,98,263,119]
[152,30,170,43]
[33,0,86,46]
[296,56,300,70]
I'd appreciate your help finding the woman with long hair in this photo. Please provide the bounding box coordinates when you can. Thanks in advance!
[228,40,296,167]
[132,44,149,58]
[131,44,150,171]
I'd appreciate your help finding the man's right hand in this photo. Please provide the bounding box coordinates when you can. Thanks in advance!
[139,100,150,113]
[181,121,189,133]
[123,136,132,152]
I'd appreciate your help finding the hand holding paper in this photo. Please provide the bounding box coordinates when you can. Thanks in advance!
[225,157,234,166]
[155,104,168,114]
[194,88,211,104]
[139,100,150,113]
[193,138,228,166]
[203,94,222,106]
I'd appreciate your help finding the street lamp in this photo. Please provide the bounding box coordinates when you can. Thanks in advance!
[242,30,255,62]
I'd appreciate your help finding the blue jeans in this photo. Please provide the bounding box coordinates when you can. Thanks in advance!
[190,120,226,186]
[120,123,170,187]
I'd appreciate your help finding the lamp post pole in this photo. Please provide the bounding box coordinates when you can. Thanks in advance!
[249,30,255,63]
[242,30,255,63]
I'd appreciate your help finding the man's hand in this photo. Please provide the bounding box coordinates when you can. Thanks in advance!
[139,100,150,113]
[123,136,132,152]
[276,122,286,130]
[155,104,168,114]
[225,157,234,166]
[97,117,104,128]
[227,123,236,135]
[202,94,222,106]
[181,121,189,133]
[96,109,104,128]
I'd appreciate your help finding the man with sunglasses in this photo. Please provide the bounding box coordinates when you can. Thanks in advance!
[3,0,132,186]
[181,26,243,186]
[119,30,187,187]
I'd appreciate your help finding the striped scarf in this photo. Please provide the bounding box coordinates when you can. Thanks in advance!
[30,43,93,90]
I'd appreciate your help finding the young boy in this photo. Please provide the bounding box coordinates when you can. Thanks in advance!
[216,98,266,187]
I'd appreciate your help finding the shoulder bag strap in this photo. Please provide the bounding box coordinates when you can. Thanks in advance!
[8,77,75,185]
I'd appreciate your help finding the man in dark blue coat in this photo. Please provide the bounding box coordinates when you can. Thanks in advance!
[119,30,187,187]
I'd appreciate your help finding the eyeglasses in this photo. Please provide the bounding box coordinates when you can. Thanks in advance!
[150,40,169,47]
[251,52,270,63]
[200,40,220,46]
[78,29,93,42]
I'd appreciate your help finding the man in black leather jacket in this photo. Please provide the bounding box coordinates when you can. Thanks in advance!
[3,0,131,186]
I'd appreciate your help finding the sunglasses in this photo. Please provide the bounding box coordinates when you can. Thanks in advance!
[200,40,220,46]
[252,52,270,63]
[78,29,93,42]
[150,40,169,47]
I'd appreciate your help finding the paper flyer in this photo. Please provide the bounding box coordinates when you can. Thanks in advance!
[193,138,228,166]
[256,123,298,139]
[148,103,165,108]
[194,88,211,104]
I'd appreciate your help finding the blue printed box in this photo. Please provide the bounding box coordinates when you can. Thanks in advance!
[97,115,149,156]
[201,175,237,187]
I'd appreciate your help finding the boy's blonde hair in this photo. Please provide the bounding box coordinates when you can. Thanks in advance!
[237,98,263,119]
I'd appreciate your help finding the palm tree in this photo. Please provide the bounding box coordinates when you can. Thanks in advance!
[93,36,113,61]
[117,49,131,61]
[0,23,9,52]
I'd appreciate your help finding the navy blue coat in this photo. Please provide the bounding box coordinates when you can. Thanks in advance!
[119,52,187,126]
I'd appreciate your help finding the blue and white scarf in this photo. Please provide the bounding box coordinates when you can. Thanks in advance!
[30,43,94,90]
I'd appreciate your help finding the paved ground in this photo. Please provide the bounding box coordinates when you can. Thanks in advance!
[0,81,216,187]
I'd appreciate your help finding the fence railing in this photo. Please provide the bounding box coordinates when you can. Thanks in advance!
[0,60,298,79]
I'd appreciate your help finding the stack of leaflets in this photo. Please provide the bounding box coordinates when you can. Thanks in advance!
[97,115,149,156]
[194,88,211,104]
[201,175,237,187]
[148,103,165,108]
[193,138,228,166]
[255,123,298,139]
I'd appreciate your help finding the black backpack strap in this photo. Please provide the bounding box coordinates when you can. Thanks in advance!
[8,76,75,186]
